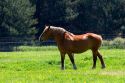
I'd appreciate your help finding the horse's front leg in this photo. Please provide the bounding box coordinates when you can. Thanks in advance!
[60,53,66,70]
[68,53,77,70]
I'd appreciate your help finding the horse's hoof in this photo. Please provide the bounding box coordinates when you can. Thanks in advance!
[61,68,65,70]
[73,67,77,70]
[73,66,77,70]
[101,66,106,69]
[92,67,96,69]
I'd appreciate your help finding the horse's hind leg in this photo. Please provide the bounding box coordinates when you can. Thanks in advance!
[68,53,77,70]
[92,50,97,69]
[96,50,106,69]
[60,53,66,70]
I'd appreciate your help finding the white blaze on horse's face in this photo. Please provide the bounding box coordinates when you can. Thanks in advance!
[39,26,50,41]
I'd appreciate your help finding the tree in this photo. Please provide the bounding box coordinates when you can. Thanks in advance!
[0,0,37,37]
[35,0,79,36]
[74,0,125,35]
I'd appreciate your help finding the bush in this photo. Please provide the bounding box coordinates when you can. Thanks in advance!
[102,37,125,49]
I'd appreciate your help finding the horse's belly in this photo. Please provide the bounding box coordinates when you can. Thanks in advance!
[72,49,88,53]
[65,41,91,53]
[71,45,90,53]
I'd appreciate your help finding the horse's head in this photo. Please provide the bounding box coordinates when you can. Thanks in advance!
[39,25,51,41]
[39,25,67,41]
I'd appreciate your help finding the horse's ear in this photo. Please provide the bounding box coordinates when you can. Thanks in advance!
[45,24,50,29]
[45,25,46,27]
[44,25,48,27]
[48,26,50,30]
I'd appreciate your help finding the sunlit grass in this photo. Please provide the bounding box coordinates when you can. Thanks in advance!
[0,47,125,83]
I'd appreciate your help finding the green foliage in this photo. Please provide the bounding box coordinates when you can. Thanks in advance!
[0,0,37,37]
[0,0,125,37]
[36,0,125,36]
[37,0,77,24]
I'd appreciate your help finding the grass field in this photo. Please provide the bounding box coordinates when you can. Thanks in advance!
[0,46,125,83]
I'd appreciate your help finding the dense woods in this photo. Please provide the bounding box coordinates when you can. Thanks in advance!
[0,0,125,38]
[0,0,37,37]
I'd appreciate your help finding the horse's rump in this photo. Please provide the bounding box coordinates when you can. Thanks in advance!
[86,33,102,50]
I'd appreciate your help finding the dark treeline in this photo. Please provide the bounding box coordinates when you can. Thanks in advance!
[0,0,125,38]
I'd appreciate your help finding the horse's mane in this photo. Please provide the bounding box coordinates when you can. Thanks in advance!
[50,26,74,36]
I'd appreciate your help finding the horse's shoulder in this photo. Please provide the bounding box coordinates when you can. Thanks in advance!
[64,32,74,41]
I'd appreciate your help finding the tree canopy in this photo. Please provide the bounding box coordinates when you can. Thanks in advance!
[0,0,125,38]
[0,0,37,37]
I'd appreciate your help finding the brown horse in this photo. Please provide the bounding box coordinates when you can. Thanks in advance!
[39,25,105,70]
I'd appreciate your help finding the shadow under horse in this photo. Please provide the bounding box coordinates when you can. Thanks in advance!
[39,25,106,70]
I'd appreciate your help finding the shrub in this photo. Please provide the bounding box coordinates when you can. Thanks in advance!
[102,37,125,49]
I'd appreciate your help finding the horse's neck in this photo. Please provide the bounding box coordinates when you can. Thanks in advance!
[53,31,65,45]
[54,33,64,40]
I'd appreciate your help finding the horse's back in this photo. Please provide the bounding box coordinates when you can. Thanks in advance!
[72,33,102,51]
[62,32,102,53]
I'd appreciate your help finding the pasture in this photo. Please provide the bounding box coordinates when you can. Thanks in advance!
[0,46,125,83]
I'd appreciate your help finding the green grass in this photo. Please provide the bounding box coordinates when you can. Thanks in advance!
[0,46,125,83]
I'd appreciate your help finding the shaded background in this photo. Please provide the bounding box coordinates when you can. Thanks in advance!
[0,0,125,51]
